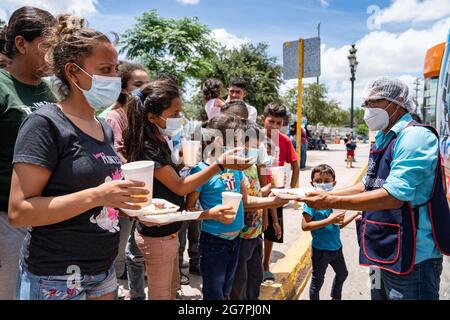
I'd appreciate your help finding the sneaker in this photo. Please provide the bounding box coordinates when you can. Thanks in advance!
[189,265,201,275]
[117,285,130,300]
[180,272,190,285]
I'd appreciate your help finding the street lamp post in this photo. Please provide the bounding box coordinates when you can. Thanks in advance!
[348,44,358,130]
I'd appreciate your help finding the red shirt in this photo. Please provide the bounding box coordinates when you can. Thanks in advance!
[266,133,299,184]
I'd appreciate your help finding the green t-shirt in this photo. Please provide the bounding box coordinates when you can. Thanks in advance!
[0,69,56,212]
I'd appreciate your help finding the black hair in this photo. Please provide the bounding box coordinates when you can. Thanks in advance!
[116,61,148,106]
[229,77,247,90]
[202,78,223,101]
[263,101,287,119]
[155,72,178,85]
[311,164,336,181]
[200,113,244,154]
[1,6,56,58]
[124,80,180,163]
[222,100,249,121]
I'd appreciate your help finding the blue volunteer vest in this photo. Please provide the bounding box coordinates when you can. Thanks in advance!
[356,122,450,275]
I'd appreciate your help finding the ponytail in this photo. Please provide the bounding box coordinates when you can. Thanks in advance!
[123,96,146,162]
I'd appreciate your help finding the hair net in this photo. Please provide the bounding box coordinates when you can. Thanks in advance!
[363,77,416,113]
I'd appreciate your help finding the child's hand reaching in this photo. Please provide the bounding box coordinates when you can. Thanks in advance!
[218,147,254,171]
[327,212,345,225]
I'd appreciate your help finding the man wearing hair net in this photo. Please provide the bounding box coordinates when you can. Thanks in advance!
[302,77,450,300]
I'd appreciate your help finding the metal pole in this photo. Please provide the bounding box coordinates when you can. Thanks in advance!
[350,72,354,129]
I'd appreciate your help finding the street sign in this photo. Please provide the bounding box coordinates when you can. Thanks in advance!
[283,37,321,80]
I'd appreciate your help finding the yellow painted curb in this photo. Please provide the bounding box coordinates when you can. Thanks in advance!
[259,232,312,300]
[259,162,368,300]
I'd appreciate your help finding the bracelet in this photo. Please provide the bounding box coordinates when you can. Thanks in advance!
[215,159,225,172]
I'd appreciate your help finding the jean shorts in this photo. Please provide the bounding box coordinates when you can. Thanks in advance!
[16,260,118,300]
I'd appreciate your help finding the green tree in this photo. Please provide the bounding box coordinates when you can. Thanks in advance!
[183,93,207,121]
[356,123,369,136]
[203,43,283,114]
[281,83,350,126]
[120,10,218,87]
[354,107,365,126]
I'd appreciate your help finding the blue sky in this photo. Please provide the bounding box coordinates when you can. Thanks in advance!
[1,0,450,108]
[88,0,392,61]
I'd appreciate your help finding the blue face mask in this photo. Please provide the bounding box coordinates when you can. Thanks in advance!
[71,63,121,110]
[313,182,334,192]
[246,148,260,161]
[157,117,184,137]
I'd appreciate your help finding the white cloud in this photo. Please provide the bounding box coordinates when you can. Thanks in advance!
[176,0,200,5]
[307,17,450,109]
[0,0,98,21]
[319,0,330,8]
[375,0,450,26]
[211,28,250,49]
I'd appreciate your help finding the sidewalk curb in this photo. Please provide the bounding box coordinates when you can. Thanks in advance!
[259,232,312,300]
[259,163,368,300]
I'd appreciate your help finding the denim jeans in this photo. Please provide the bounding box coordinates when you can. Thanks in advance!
[310,247,349,300]
[230,235,263,300]
[178,220,201,269]
[16,260,117,300]
[125,222,146,300]
[370,258,443,300]
[300,143,308,168]
[0,212,27,300]
[199,231,241,300]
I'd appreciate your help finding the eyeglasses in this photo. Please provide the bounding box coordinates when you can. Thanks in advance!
[361,99,384,109]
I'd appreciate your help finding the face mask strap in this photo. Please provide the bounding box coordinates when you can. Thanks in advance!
[72,63,93,79]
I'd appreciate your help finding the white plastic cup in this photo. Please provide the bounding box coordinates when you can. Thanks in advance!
[182,140,201,167]
[271,166,285,188]
[121,161,154,207]
[222,192,243,214]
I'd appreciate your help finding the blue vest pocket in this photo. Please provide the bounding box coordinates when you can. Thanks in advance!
[362,220,401,264]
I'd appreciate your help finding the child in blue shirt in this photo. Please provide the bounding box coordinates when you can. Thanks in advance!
[302,164,360,300]
[186,113,288,300]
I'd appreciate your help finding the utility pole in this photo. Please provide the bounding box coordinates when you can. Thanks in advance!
[348,44,358,129]
[413,77,422,107]
[316,22,321,84]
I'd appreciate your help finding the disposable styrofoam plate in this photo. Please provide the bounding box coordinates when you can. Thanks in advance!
[120,198,180,217]
[271,188,315,200]
[137,211,203,224]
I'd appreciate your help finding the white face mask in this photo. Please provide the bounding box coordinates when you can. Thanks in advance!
[363,102,397,131]
[71,63,121,110]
